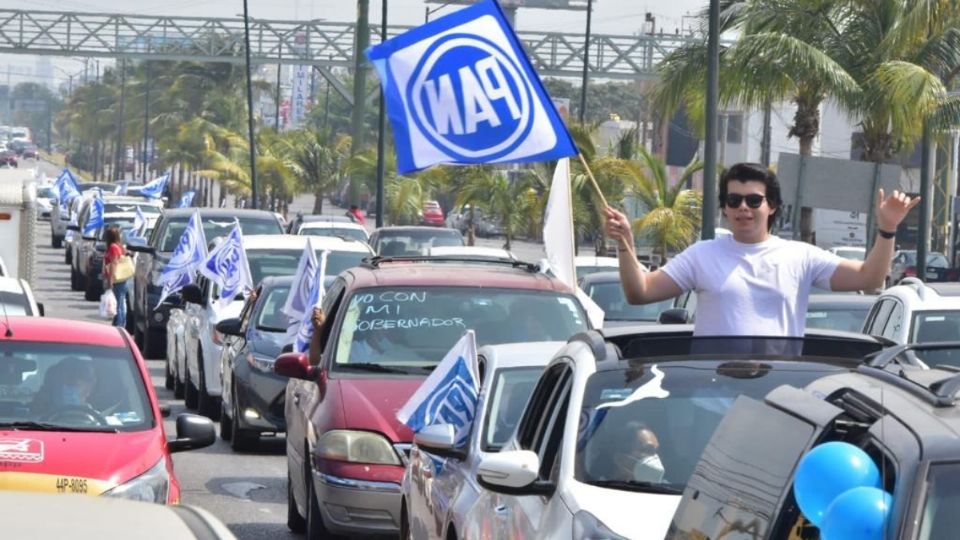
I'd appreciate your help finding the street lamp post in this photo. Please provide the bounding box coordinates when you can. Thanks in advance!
[241,0,259,209]
[701,0,720,239]
[375,0,388,228]
[578,0,593,125]
[115,59,127,182]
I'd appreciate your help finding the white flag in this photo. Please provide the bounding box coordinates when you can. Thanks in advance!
[542,158,604,328]
[199,224,254,309]
[293,250,329,353]
[155,209,208,307]
[282,238,318,321]
[396,330,479,446]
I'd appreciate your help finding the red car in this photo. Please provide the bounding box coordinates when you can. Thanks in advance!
[420,201,445,227]
[0,148,17,167]
[276,257,590,537]
[0,317,215,503]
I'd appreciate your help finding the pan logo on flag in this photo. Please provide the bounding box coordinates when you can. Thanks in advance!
[409,33,532,161]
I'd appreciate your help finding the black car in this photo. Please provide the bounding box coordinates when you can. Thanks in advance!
[368,225,464,256]
[665,342,960,540]
[126,208,285,359]
[216,276,293,451]
[579,271,676,327]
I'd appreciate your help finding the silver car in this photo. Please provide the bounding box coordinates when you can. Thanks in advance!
[400,341,563,540]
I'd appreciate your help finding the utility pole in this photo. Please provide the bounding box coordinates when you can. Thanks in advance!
[322,56,332,134]
[242,0,259,209]
[375,0,388,228]
[918,120,934,280]
[115,59,127,182]
[275,51,282,131]
[349,0,371,207]
[760,101,772,167]
[701,0,720,239]
[578,0,593,125]
[142,62,151,181]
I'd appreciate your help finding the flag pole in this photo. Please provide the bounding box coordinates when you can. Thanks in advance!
[575,152,636,258]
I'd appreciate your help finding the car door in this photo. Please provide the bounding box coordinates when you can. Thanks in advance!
[222,288,260,411]
[493,362,573,538]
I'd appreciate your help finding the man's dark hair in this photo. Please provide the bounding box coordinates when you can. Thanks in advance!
[718,163,782,231]
[103,224,121,246]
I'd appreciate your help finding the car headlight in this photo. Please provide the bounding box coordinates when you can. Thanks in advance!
[316,430,401,466]
[572,510,628,540]
[246,352,275,373]
[102,457,169,504]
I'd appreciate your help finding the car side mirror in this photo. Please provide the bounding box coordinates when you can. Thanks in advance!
[476,450,555,496]
[36,303,44,317]
[167,414,215,453]
[414,424,466,460]
[181,284,203,305]
[215,317,243,337]
[658,308,691,325]
[274,352,315,380]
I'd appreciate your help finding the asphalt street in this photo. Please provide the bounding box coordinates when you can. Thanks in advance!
[28,161,550,539]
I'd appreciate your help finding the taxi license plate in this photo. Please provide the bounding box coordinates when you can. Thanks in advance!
[55,477,89,494]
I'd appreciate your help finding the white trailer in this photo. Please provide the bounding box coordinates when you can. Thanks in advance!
[0,169,37,286]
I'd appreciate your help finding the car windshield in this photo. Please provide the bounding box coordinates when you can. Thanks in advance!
[247,249,367,285]
[300,227,368,243]
[376,230,464,255]
[0,292,31,316]
[97,219,136,240]
[334,287,587,371]
[158,217,282,252]
[481,367,542,451]
[256,285,292,332]
[805,306,870,333]
[104,203,161,215]
[909,311,960,367]
[586,281,673,322]
[574,360,845,494]
[919,462,960,538]
[0,341,153,431]
[37,186,56,199]
[903,252,949,267]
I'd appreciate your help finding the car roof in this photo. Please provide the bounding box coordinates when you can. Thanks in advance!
[2,316,126,347]
[574,255,619,266]
[880,280,960,309]
[161,208,278,219]
[345,261,572,292]
[299,214,353,223]
[242,234,373,253]
[373,226,461,234]
[477,341,566,371]
[578,271,621,285]
[807,293,876,309]
[428,246,515,259]
[260,275,295,289]
[0,276,25,294]
[299,220,366,230]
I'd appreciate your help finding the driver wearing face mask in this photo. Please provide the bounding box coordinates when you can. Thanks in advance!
[612,422,665,484]
[32,358,97,418]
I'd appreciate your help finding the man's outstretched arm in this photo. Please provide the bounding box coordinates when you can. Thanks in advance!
[604,207,683,304]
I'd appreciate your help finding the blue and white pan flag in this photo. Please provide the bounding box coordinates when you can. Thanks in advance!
[155,209,208,305]
[282,238,318,321]
[178,190,196,208]
[156,271,192,308]
[54,168,80,210]
[82,197,105,236]
[132,206,147,235]
[365,0,577,174]
[293,250,329,354]
[397,330,479,446]
[199,224,254,309]
[139,172,170,199]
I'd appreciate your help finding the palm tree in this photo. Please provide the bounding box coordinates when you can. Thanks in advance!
[623,148,704,262]
[284,130,344,214]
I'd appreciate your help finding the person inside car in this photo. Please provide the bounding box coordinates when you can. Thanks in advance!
[32,358,98,419]
[611,422,665,484]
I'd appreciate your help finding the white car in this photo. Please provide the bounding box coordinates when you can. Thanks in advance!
[165,298,190,397]
[575,255,621,282]
[297,219,370,244]
[828,246,866,261]
[427,246,516,260]
[0,276,42,316]
[181,235,375,418]
[401,341,563,540]
[862,278,960,346]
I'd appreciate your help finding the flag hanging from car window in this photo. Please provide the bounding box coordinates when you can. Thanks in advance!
[293,250,330,353]
[365,0,577,174]
[82,197,104,236]
[199,224,253,309]
[139,172,170,199]
[156,209,207,306]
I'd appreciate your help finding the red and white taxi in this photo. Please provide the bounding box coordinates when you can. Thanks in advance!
[0,317,214,503]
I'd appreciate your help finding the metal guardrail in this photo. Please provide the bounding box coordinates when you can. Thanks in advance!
[0,9,698,80]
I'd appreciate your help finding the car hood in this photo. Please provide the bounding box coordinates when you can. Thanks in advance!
[334,377,423,442]
[0,429,165,495]
[565,482,680,538]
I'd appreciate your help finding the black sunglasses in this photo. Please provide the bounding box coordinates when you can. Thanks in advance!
[724,194,766,209]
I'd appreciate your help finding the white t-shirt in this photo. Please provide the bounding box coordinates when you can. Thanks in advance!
[661,235,843,337]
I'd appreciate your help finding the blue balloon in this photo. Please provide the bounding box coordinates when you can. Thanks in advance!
[820,487,892,540]
[793,442,881,526]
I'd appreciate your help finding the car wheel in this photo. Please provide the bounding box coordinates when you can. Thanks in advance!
[65,247,71,265]
[164,355,175,390]
[287,471,306,533]
[52,235,61,249]
[230,389,257,452]
[306,461,336,540]
[84,274,101,302]
[125,299,135,334]
[219,400,233,441]
[173,363,185,399]
[197,347,220,420]
[400,500,412,540]
[70,267,82,291]
[184,366,199,410]
[143,328,165,360]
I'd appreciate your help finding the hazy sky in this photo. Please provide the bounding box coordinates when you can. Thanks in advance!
[1,0,710,85]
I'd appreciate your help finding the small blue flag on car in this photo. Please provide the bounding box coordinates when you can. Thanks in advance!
[139,172,170,199]
[199,224,253,309]
[178,190,196,208]
[132,206,147,236]
[54,168,80,211]
[365,0,577,174]
[82,197,104,236]
[396,330,479,445]
[282,238,318,322]
[156,209,208,306]
[293,250,329,354]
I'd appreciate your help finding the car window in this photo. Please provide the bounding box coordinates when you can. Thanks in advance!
[255,285,292,332]
[805,307,871,333]
[0,292,31,316]
[576,361,843,495]
[300,227,369,243]
[665,396,817,539]
[587,281,674,322]
[919,462,960,539]
[866,299,895,335]
[331,288,588,372]
[157,217,282,252]
[883,301,905,338]
[246,249,366,285]
[0,342,153,431]
[517,363,570,450]
[480,367,542,452]
[375,230,464,255]
[237,286,261,334]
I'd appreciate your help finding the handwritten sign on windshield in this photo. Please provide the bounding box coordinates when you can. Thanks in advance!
[351,291,465,332]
